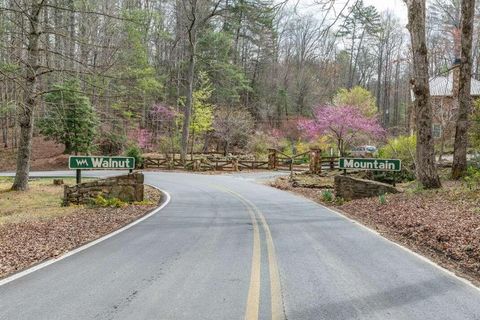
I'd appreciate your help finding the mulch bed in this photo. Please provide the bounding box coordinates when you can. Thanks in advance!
[271,177,480,285]
[0,187,162,279]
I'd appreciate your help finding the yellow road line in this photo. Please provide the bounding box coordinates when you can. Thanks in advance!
[244,203,261,320]
[256,210,283,320]
[210,184,261,320]
[211,184,284,320]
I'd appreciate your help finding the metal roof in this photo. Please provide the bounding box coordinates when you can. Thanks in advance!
[429,72,480,97]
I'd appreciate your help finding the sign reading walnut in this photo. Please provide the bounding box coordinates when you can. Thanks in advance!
[69,156,135,170]
[69,156,135,184]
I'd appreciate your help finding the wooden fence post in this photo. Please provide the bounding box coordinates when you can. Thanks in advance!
[309,148,321,174]
[192,159,200,171]
[268,149,277,170]
[232,158,239,171]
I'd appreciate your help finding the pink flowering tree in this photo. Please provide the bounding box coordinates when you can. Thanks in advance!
[299,105,385,156]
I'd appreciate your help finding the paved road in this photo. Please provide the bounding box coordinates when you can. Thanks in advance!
[1,171,480,320]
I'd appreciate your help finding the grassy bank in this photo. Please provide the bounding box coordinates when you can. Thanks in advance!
[0,177,92,225]
[0,177,161,279]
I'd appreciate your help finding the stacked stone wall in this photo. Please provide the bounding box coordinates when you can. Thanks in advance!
[63,173,144,206]
[334,175,399,200]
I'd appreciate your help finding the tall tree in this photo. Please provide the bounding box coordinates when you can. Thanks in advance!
[179,0,223,162]
[452,0,475,179]
[11,0,44,191]
[405,0,441,188]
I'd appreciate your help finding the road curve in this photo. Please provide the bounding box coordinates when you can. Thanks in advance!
[1,171,480,320]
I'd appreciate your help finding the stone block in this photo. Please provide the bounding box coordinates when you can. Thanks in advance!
[134,185,144,202]
[334,175,399,201]
[63,173,145,205]
[134,173,144,184]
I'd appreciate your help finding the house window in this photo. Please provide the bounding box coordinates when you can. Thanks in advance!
[432,124,442,139]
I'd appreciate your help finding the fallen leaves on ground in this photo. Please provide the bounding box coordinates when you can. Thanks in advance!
[0,187,161,279]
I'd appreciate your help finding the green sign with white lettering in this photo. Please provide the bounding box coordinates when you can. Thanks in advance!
[69,156,135,170]
[339,158,401,172]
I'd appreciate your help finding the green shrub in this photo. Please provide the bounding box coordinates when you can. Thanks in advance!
[321,190,334,202]
[464,166,480,191]
[125,144,143,168]
[93,195,126,208]
[377,135,416,183]
[334,197,345,205]
[379,193,387,205]
[39,80,98,154]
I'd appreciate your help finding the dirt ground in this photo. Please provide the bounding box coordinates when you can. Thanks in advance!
[0,136,67,171]
[271,174,480,286]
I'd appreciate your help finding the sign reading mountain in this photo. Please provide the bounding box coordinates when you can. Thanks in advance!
[339,158,401,172]
[69,156,135,170]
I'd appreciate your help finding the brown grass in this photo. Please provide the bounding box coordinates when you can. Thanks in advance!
[0,178,162,278]
[0,177,92,225]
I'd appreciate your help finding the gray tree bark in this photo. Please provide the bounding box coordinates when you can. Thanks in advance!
[180,0,198,162]
[452,0,475,179]
[12,1,44,191]
[405,0,441,189]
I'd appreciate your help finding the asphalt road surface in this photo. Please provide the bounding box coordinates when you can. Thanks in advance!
[1,171,480,320]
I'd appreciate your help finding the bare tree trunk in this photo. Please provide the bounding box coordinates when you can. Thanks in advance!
[405,0,441,189]
[12,1,43,191]
[439,131,446,162]
[452,0,475,179]
[376,44,384,114]
[181,41,195,162]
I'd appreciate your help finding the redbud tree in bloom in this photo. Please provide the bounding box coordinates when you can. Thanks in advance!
[298,105,385,156]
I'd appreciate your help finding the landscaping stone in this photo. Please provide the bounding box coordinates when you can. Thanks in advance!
[63,173,144,206]
[334,175,399,200]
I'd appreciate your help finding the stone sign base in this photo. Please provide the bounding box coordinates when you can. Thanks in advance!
[63,173,144,206]
[334,175,399,201]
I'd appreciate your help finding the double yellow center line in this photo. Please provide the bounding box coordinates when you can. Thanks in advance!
[212,185,284,320]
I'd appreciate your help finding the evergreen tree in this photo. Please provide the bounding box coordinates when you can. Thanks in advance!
[39,80,98,154]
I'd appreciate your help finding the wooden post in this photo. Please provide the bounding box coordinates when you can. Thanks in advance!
[319,152,322,174]
[193,159,200,171]
[268,149,277,170]
[289,157,293,180]
[232,158,239,172]
[309,148,321,174]
[76,169,81,184]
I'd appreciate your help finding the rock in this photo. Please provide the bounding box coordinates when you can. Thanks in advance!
[53,179,64,185]
[334,175,399,201]
[63,173,145,205]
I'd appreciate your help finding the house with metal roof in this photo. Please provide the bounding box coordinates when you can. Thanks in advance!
[410,62,480,156]
[429,72,480,97]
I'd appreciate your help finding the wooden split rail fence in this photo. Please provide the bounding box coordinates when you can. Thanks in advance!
[143,149,339,173]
